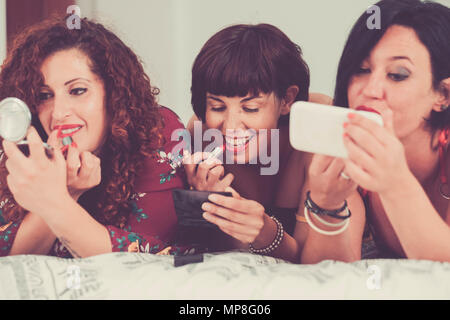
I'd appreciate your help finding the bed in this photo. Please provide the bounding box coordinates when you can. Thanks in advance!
[0,250,449,299]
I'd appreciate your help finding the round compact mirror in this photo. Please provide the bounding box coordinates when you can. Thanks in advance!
[0,97,32,142]
[0,97,53,157]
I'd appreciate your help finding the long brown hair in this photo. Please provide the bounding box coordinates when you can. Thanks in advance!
[0,16,164,227]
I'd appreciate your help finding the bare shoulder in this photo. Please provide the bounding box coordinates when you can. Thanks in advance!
[308,92,333,105]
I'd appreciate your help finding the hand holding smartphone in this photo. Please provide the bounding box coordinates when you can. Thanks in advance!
[172,189,232,228]
[289,101,383,158]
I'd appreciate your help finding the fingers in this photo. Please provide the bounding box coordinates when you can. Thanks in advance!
[201,201,263,228]
[207,192,264,215]
[202,212,261,243]
[2,140,24,164]
[347,113,391,147]
[182,151,210,166]
[184,150,230,191]
[46,130,61,149]
[205,161,224,182]
[324,157,345,177]
[311,155,347,183]
[26,127,46,161]
[224,184,240,199]
[4,153,21,175]
[196,158,222,182]
[78,151,101,182]
[344,121,385,159]
[218,173,234,190]
[66,145,81,181]
[309,154,334,175]
[183,151,218,183]
[343,133,377,173]
[343,158,372,188]
[50,139,66,165]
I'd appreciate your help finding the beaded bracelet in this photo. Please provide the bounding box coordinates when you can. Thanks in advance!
[305,191,351,220]
[248,216,284,255]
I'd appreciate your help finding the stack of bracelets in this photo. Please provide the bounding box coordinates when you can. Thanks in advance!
[248,216,284,255]
[304,191,351,236]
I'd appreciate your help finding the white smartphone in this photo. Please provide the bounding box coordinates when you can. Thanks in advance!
[289,101,383,158]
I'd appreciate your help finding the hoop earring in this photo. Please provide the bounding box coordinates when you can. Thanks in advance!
[439,183,450,200]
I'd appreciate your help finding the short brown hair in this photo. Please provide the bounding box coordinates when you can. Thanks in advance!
[191,23,310,124]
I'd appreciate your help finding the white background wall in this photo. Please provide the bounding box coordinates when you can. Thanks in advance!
[3,0,448,124]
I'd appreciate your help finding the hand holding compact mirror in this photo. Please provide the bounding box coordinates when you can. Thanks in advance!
[0,97,53,157]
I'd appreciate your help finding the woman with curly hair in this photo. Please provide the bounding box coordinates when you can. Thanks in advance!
[0,16,188,258]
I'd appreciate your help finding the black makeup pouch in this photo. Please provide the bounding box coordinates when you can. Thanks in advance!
[172,189,232,249]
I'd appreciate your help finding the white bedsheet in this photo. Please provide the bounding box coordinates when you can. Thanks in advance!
[0,251,449,299]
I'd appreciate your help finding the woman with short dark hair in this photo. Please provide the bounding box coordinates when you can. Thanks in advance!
[300,0,450,263]
[185,23,327,261]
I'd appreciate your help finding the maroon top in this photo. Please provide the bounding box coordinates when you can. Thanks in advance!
[0,106,192,258]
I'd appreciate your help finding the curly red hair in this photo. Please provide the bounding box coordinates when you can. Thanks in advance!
[0,16,165,227]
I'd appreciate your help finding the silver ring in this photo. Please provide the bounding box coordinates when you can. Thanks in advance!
[340,172,350,180]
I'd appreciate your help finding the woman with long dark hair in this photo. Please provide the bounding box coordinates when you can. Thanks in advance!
[299,0,450,262]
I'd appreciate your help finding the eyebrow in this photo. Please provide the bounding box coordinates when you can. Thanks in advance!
[64,78,91,86]
[240,95,261,102]
[206,94,262,103]
[389,56,414,65]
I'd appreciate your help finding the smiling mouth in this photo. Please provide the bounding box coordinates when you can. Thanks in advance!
[225,136,252,146]
[55,125,83,138]
[224,135,256,153]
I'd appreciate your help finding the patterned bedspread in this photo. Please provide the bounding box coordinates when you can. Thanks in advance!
[0,251,449,299]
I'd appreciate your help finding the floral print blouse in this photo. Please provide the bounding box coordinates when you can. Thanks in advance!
[0,106,193,258]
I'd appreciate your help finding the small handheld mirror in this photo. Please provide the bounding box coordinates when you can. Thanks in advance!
[0,97,53,157]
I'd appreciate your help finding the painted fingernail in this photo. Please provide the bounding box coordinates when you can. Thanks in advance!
[343,122,348,128]
[208,194,217,202]
[348,113,355,119]
[201,203,212,211]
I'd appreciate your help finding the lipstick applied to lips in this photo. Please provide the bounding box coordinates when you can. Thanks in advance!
[55,125,80,154]
[356,106,381,115]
